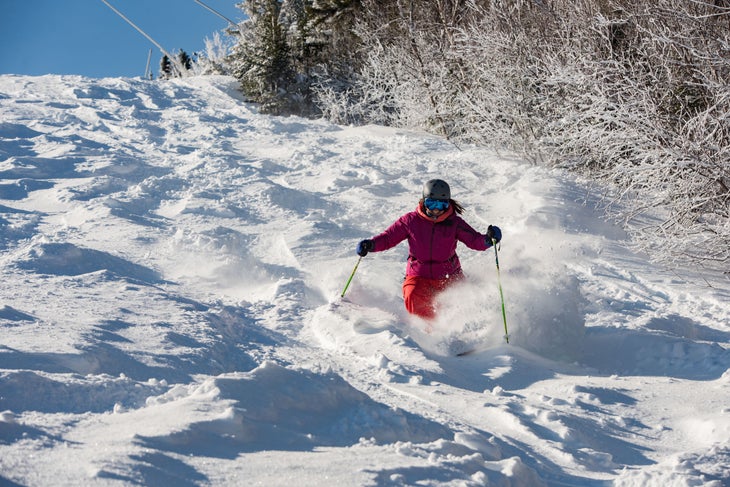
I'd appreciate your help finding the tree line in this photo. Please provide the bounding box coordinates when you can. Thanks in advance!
[202,0,730,273]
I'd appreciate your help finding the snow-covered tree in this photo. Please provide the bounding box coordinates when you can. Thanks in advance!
[194,32,234,76]
[228,0,360,115]
[159,54,173,80]
[177,50,192,73]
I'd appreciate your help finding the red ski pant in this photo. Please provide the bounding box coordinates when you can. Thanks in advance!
[402,273,462,320]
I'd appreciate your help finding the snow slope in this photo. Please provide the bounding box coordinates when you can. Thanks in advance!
[0,74,728,486]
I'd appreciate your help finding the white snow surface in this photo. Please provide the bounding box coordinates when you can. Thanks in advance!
[0,74,729,487]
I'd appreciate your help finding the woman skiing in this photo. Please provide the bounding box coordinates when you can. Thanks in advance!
[356,179,501,321]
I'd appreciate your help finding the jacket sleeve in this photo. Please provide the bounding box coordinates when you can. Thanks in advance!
[370,213,411,252]
[455,217,491,251]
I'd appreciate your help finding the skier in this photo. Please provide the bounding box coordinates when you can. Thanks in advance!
[356,179,501,321]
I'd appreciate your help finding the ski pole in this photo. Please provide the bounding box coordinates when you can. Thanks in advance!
[340,255,362,298]
[492,239,509,343]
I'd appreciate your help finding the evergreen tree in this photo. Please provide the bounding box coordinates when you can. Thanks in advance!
[228,0,361,115]
[159,54,173,79]
[229,0,293,113]
[177,50,193,73]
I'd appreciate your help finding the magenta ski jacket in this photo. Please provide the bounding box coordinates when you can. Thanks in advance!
[370,204,491,279]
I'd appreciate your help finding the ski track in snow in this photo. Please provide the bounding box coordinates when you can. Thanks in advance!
[0,74,729,486]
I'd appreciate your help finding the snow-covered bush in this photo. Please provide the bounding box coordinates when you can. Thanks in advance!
[509,0,730,269]
[194,32,234,76]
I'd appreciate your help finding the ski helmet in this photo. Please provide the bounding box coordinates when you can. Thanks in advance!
[423,179,450,200]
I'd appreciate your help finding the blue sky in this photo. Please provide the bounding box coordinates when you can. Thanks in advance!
[1,0,243,78]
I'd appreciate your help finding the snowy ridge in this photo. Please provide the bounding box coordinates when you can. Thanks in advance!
[0,74,729,486]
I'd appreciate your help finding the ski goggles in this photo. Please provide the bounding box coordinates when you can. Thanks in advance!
[424,198,450,211]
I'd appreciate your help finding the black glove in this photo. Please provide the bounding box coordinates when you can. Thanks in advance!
[486,225,502,244]
[357,239,374,257]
